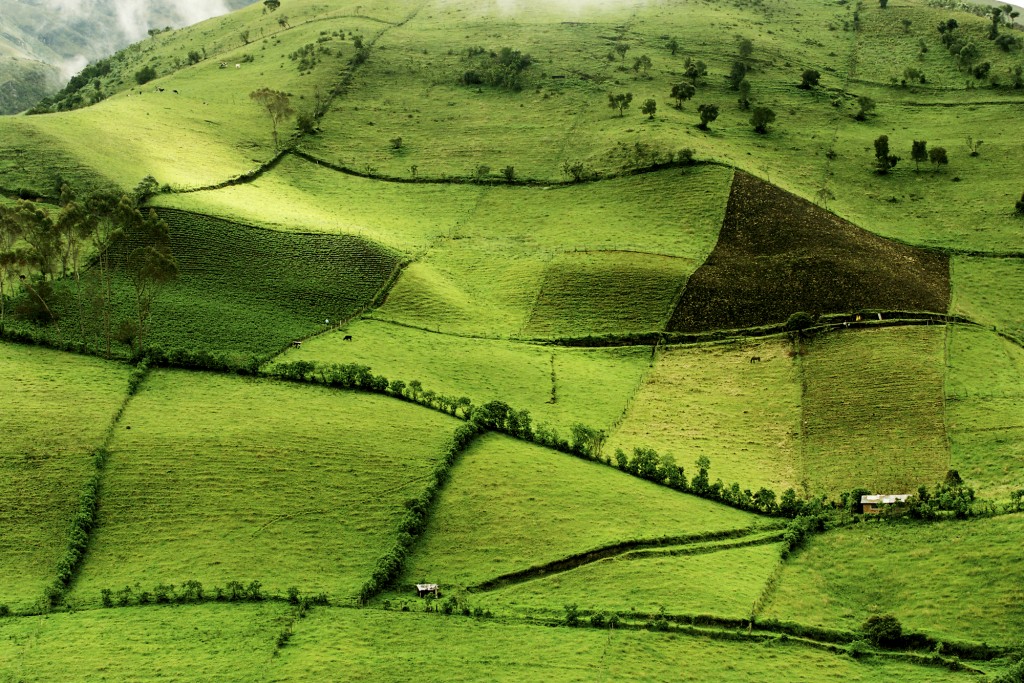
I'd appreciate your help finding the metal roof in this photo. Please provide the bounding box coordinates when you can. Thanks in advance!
[860,494,911,504]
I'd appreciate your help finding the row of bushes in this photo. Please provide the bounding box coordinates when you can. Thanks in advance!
[358,421,484,603]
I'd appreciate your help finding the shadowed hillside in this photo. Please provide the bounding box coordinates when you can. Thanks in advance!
[669,172,951,332]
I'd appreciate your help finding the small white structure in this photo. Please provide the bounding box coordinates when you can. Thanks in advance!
[860,494,910,515]
[415,583,439,598]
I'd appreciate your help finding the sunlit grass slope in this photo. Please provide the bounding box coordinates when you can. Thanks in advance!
[952,257,1024,341]
[72,370,458,605]
[609,337,802,494]
[0,343,129,611]
[271,608,977,683]
[276,319,651,436]
[763,514,1024,646]
[0,604,286,682]
[801,327,948,496]
[396,434,763,592]
[945,324,1024,500]
[475,541,783,619]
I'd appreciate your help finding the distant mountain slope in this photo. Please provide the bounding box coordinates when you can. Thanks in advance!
[0,0,258,114]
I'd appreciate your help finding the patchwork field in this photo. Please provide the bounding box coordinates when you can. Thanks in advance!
[762,514,1024,646]
[392,434,764,595]
[609,337,802,494]
[276,319,651,436]
[0,343,129,611]
[945,324,1024,500]
[669,172,951,332]
[71,370,458,605]
[29,209,402,361]
[473,540,783,619]
[801,326,949,497]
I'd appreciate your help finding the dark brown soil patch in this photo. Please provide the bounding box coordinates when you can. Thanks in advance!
[668,172,950,332]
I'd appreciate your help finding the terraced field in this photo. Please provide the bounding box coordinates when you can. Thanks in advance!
[71,370,458,605]
[277,319,651,436]
[0,343,129,611]
[945,324,1024,499]
[801,326,949,496]
[391,434,764,596]
[609,337,803,494]
[763,514,1024,646]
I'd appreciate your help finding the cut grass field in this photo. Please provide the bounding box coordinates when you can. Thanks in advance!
[392,433,764,595]
[71,369,458,606]
[276,319,651,436]
[0,604,287,682]
[762,514,1024,646]
[474,541,783,619]
[0,343,129,611]
[32,209,401,361]
[945,324,1024,500]
[271,608,977,682]
[951,256,1024,341]
[669,172,951,332]
[801,326,949,497]
[609,337,802,494]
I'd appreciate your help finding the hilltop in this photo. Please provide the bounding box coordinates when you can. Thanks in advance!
[1,0,1023,680]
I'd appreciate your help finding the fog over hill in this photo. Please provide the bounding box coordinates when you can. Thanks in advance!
[0,0,258,114]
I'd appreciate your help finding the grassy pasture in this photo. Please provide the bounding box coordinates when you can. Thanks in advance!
[0,604,286,682]
[28,209,401,361]
[276,319,651,436]
[72,370,458,605]
[945,324,1024,499]
[0,343,129,611]
[474,541,783,619]
[608,337,802,494]
[951,257,1024,341]
[393,434,763,594]
[669,171,951,332]
[271,608,976,682]
[763,514,1024,646]
[523,251,693,337]
[801,326,949,497]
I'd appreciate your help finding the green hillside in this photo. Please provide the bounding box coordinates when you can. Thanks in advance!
[0,0,1022,679]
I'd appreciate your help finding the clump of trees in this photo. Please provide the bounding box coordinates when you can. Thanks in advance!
[696,103,719,130]
[750,106,776,133]
[608,92,633,117]
[799,69,821,89]
[873,135,900,173]
[459,47,534,91]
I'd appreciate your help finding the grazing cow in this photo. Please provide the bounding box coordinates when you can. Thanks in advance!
[172,89,179,94]
[156,87,164,92]
[291,340,302,349]
[749,356,761,364]
[235,64,241,69]
[343,335,353,342]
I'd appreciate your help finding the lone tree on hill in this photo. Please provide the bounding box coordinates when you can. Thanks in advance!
[855,96,876,121]
[1016,191,1024,215]
[614,43,630,64]
[696,103,719,130]
[264,0,281,11]
[729,61,748,90]
[667,37,680,55]
[750,106,775,133]
[671,81,695,108]
[800,69,821,89]
[641,98,657,119]
[862,614,902,647]
[633,54,652,77]
[929,146,948,170]
[608,92,633,117]
[874,135,900,174]
[911,140,928,170]
[684,58,708,85]
[250,87,295,149]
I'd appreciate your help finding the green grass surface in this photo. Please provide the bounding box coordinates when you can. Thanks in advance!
[609,337,802,494]
[945,324,1024,500]
[21,209,401,361]
[763,514,1024,645]
[474,541,783,619]
[801,327,949,496]
[0,343,129,611]
[276,319,651,436]
[0,604,286,681]
[951,257,1024,341]
[72,369,458,605]
[394,433,763,593]
[271,607,976,682]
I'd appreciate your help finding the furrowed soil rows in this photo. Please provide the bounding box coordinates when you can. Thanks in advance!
[669,172,950,332]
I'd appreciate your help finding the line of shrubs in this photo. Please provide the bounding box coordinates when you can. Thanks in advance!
[96,580,331,608]
[358,421,484,603]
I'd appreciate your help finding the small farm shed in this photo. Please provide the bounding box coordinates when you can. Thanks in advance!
[415,583,439,598]
[860,494,910,515]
